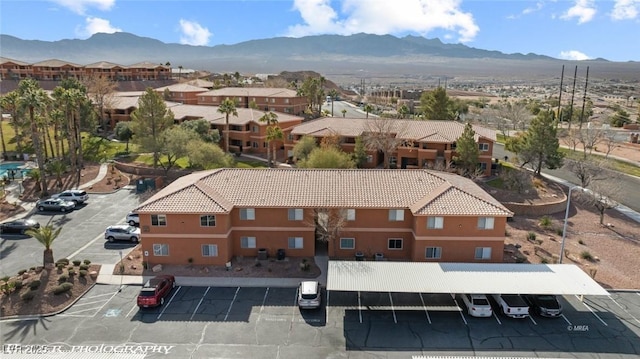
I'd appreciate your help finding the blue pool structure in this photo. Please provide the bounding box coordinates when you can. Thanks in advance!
[0,162,33,180]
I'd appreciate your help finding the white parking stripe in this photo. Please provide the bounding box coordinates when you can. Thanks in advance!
[291,287,298,322]
[257,288,269,322]
[575,295,608,326]
[528,314,537,325]
[418,293,432,324]
[452,296,467,325]
[326,290,330,324]
[68,299,110,307]
[223,287,240,321]
[357,291,363,324]
[65,306,107,315]
[84,292,118,300]
[190,287,210,321]
[388,292,397,324]
[493,310,502,325]
[126,302,138,318]
[90,288,121,318]
[608,295,640,325]
[156,286,181,320]
[561,314,572,326]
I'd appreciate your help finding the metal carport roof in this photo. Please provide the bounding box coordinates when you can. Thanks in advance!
[326,261,609,296]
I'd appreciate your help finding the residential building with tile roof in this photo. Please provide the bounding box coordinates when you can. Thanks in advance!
[197,87,308,116]
[134,168,512,267]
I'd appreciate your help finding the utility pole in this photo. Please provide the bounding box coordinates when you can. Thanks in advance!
[567,65,578,131]
[578,66,590,130]
[556,65,564,128]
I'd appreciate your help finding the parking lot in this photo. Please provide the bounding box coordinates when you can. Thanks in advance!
[3,284,639,358]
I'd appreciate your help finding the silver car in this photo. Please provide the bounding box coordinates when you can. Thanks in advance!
[105,224,141,243]
[52,189,89,204]
[36,198,76,212]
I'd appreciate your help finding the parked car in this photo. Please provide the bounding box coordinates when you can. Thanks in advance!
[298,281,322,309]
[492,294,530,318]
[461,294,493,317]
[51,189,89,204]
[0,219,41,234]
[137,275,175,308]
[36,198,76,212]
[104,224,140,242]
[524,294,563,317]
[126,212,139,226]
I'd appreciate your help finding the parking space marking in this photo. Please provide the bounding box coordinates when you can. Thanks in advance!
[325,290,330,324]
[561,314,572,326]
[451,295,467,325]
[68,299,111,307]
[291,287,298,323]
[388,292,397,324]
[492,311,502,325]
[357,291,363,324]
[528,314,537,325]
[84,292,118,300]
[157,286,181,320]
[257,287,270,322]
[608,295,640,325]
[575,295,608,326]
[126,302,138,318]
[223,287,240,322]
[190,287,211,321]
[418,293,432,324]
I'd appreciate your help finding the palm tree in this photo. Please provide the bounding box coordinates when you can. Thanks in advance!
[27,168,42,192]
[341,109,347,118]
[363,104,373,118]
[26,225,62,267]
[217,98,238,153]
[259,111,279,166]
[328,89,339,117]
[266,126,284,166]
[398,104,410,119]
[18,79,49,196]
[47,159,67,189]
[0,92,25,155]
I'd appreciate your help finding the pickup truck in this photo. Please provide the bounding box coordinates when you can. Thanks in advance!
[492,294,530,318]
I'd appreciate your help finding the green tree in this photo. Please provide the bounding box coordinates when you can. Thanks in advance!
[352,136,367,168]
[180,118,220,143]
[217,98,238,153]
[293,135,318,162]
[114,121,134,151]
[609,109,631,127]
[259,111,280,166]
[297,146,355,168]
[505,111,564,175]
[420,87,454,120]
[297,76,325,117]
[397,104,410,119]
[187,140,234,169]
[46,159,67,188]
[17,79,49,196]
[159,126,198,175]
[0,91,26,155]
[341,109,347,118]
[130,88,175,167]
[328,89,339,116]
[455,122,480,176]
[26,224,62,266]
[363,104,373,118]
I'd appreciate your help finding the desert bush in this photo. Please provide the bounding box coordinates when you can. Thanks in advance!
[79,264,89,270]
[539,216,553,229]
[56,263,65,270]
[21,290,36,301]
[79,270,88,277]
[72,260,81,266]
[58,274,69,283]
[1,276,9,283]
[526,232,537,241]
[68,269,76,276]
[581,251,594,261]
[29,280,41,289]
[83,259,91,265]
[1,281,16,294]
[578,239,585,245]
[56,258,70,265]
[14,280,23,290]
[555,227,564,236]
[18,269,27,275]
[53,282,73,295]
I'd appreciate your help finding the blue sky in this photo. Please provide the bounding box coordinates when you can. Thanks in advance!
[1,0,639,61]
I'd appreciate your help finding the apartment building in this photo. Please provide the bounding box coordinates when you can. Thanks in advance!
[197,87,308,115]
[134,168,512,267]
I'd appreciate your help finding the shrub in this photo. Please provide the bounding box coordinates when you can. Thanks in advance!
[57,258,70,265]
[21,290,36,301]
[555,228,564,236]
[1,281,16,294]
[67,265,74,270]
[18,269,27,275]
[1,276,9,283]
[53,282,73,295]
[581,251,594,261]
[83,259,91,265]
[578,239,585,245]
[79,264,89,270]
[79,270,88,277]
[539,216,552,229]
[58,274,69,283]
[56,263,65,270]
[68,269,76,276]
[29,280,41,289]
[72,260,81,266]
[14,280,23,290]
[526,232,537,241]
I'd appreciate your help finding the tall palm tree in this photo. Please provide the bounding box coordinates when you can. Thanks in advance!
[266,126,284,166]
[328,89,339,117]
[363,104,373,119]
[18,79,49,196]
[217,98,238,153]
[26,225,62,267]
[341,109,347,118]
[0,92,25,156]
[259,111,279,166]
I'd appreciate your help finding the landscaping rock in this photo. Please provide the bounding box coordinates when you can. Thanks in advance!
[152,264,163,273]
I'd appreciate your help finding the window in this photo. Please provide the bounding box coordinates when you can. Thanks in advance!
[202,244,218,257]
[477,217,495,230]
[388,209,404,221]
[285,98,290,104]
[252,141,258,148]
[388,238,403,250]
[241,236,256,248]
[425,247,441,259]
[340,238,355,249]
[200,215,216,227]
[451,142,457,150]
[475,247,492,260]
[478,143,489,151]
[427,216,444,229]
[153,244,169,256]
[252,125,259,133]
[367,155,373,163]
[343,209,356,221]
[151,214,167,226]
[389,156,397,166]
[288,208,303,221]
[240,208,255,220]
[288,237,303,249]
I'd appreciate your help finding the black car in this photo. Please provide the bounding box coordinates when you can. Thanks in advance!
[0,219,41,234]
[524,294,563,317]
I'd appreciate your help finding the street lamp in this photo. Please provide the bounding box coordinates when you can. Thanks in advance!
[560,185,585,264]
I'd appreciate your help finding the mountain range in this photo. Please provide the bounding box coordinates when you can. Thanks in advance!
[1,32,638,83]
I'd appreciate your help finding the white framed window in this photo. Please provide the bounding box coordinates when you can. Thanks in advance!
[252,141,259,148]
[288,237,304,249]
[388,209,404,221]
[271,98,276,103]
[388,238,403,250]
[288,208,303,221]
[367,155,373,163]
[479,143,489,151]
[477,217,495,230]
[340,237,355,249]
[285,98,290,104]
[153,243,169,256]
[343,209,356,221]
[151,214,167,226]
[252,125,259,133]
[202,244,218,257]
[200,215,216,227]
[427,216,444,229]
[240,208,255,220]
[475,247,492,260]
[288,134,294,141]
[241,236,256,249]
[425,247,441,259]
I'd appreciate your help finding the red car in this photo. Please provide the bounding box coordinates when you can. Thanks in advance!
[137,275,175,308]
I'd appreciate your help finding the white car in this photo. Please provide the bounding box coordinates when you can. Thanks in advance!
[126,212,140,226]
[298,281,321,309]
[461,294,493,317]
[52,189,89,204]
[105,224,140,243]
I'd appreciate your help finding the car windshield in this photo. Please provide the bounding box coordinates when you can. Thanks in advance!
[301,293,317,300]
[474,298,489,305]
[139,289,156,297]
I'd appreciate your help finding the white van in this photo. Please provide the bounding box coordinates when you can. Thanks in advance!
[298,281,321,309]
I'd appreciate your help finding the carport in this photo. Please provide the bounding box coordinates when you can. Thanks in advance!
[326,261,609,296]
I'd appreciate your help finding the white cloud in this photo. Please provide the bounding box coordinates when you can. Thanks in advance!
[561,0,597,24]
[559,50,591,60]
[75,17,121,38]
[287,0,479,43]
[611,0,639,20]
[178,19,212,46]
[50,0,115,15]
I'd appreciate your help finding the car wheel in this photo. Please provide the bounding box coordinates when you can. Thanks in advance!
[60,207,67,212]
[160,297,165,306]
[128,220,136,226]
[131,236,138,243]
[38,206,45,212]
[107,236,115,242]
